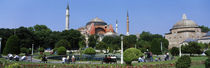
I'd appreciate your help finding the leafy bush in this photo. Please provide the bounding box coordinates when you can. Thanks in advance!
[20,47,29,54]
[83,47,96,55]
[170,47,179,56]
[3,35,20,55]
[57,46,67,55]
[205,50,210,57]
[205,59,210,68]
[123,48,143,65]
[7,63,21,68]
[38,47,45,52]
[176,55,191,68]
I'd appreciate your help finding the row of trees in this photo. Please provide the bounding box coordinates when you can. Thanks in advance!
[170,42,210,56]
[0,25,83,55]
[0,24,170,55]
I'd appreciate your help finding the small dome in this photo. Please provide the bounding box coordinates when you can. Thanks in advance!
[86,17,107,26]
[172,14,198,29]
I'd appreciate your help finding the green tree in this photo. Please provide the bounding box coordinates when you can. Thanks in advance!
[96,41,106,52]
[199,25,210,32]
[170,47,179,56]
[55,39,71,49]
[123,48,143,65]
[150,38,162,55]
[16,27,35,48]
[79,40,86,49]
[3,35,20,54]
[123,35,137,50]
[38,47,45,52]
[20,47,30,54]
[29,25,52,48]
[136,40,151,52]
[61,29,82,50]
[88,35,98,48]
[0,28,14,53]
[57,46,67,55]
[182,42,202,56]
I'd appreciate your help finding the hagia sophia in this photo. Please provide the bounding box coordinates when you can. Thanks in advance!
[64,2,209,49]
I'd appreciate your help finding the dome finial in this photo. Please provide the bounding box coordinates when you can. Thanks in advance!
[182,13,187,20]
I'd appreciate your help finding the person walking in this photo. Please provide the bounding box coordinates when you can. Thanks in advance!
[71,55,75,64]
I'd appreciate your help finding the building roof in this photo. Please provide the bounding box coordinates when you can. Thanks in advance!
[183,38,197,42]
[86,17,107,26]
[172,14,198,29]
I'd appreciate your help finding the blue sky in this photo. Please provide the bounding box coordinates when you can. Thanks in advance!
[0,0,209,35]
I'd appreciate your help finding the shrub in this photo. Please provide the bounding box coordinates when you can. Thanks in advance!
[3,35,20,55]
[83,47,96,55]
[57,46,67,55]
[7,63,21,68]
[123,48,143,65]
[20,47,29,54]
[205,59,210,68]
[205,50,210,57]
[175,55,191,68]
[38,47,45,52]
[170,47,179,56]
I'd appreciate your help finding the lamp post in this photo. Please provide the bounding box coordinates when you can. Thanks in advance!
[0,37,2,58]
[32,44,34,55]
[121,36,123,64]
[179,43,182,57]
[161,42,163,53]
[31,44,34,62]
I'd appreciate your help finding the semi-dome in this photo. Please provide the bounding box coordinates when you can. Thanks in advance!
[172,14,198,29]
[86,17,107,26]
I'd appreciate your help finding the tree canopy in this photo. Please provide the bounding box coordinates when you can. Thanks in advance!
[3,35,20,54]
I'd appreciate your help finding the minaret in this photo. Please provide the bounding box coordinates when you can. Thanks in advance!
[116,20,118,34]
[126,11,130,35]
[65,1,70,30]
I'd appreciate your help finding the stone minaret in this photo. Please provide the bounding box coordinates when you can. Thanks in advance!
[116,20,118,33]
[126,11,130,35]
[65,1,70,30]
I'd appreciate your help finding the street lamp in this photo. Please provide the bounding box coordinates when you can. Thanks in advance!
[121,36,123,64]
[179,43,182,57]
[31,44,34,62]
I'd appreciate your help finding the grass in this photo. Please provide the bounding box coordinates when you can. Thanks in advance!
[0,56,207,68]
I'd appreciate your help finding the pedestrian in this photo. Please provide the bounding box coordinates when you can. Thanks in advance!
[149,52,153,62]
[14,54,19,61]
[8,53,13,60]
[62,57,66,64]
[71,55,75,64]
[42,55,47,63]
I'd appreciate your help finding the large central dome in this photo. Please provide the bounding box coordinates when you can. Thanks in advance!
[86,17,107,26]
[172,14,198,29]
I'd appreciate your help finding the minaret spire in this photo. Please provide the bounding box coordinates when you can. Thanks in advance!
[116,19,118,34]
[65,0,70,30]
[126,11,130,35]
[182,13,187,20]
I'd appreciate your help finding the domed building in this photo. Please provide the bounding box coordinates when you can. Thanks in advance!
[78,17,116,35]
[165,14,206,48]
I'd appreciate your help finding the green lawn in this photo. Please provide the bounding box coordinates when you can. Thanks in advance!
[0,56,207,68]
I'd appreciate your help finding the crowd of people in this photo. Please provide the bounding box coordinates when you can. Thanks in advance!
[62,55,76,64]
[138,51,171,63]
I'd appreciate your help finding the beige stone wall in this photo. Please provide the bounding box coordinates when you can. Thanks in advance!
[165,27,206,49]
